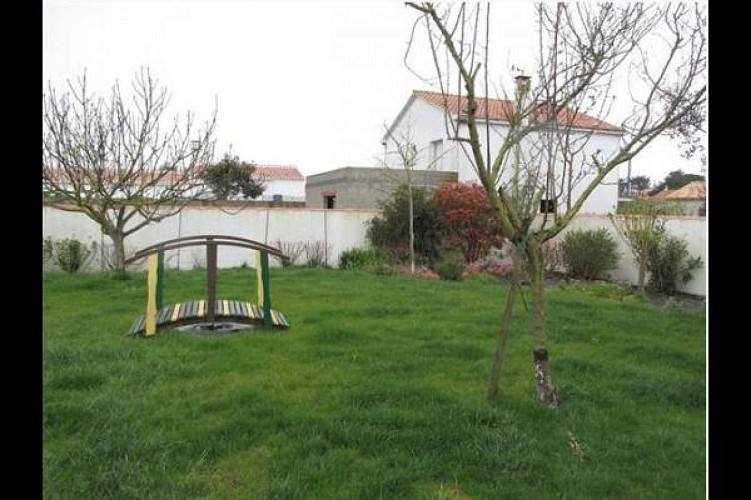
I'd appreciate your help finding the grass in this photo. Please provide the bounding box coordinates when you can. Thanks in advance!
[43,267,705,499]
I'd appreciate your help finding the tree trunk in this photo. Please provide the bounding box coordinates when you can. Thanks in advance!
[108,231,127,279]
[528,238,561,407]
[487,287,515,401]
[637,259,647,296]
[408,183,415,274]
[486,250,523,401]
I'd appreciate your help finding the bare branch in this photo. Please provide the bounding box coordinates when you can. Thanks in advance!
[42,69,217,275]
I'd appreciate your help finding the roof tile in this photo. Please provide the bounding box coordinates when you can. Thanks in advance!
[253,165,304,182]
[414,90,622,132]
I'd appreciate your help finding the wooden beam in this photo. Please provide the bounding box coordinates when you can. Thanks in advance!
[206,241,217,323]
[256,249,264,306]
[145,254,158,336]
[261,250,272,328]
[156,249,165,310]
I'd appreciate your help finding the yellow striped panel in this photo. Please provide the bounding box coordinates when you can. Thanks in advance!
[171,303,182,322]
[222,300,230,316]
[145,254,158,336]
[197,300,205,318]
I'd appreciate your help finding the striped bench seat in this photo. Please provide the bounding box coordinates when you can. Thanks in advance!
[129,299,290,335]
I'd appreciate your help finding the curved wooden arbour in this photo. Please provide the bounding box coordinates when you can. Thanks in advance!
[126,235,290,336]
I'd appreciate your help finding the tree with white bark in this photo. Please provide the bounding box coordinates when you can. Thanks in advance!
[380,125,447,273]
[42,68,217,277]
[404,2,706,405]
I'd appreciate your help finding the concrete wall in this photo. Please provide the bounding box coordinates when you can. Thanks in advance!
[258,179,305,202]
[42,205,706,296]
[42,204,378,270]
[305,167,457,209]
[550,214,706,296]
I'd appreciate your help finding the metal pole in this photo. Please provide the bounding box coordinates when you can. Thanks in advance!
[264,209,270,245]
[177,211,183,270]
[324,209,328,266]
[156,249,165,310]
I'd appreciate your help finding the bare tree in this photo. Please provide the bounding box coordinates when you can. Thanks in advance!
[405,2,706,405]
[380,124,446,273]
[42,68,217,277]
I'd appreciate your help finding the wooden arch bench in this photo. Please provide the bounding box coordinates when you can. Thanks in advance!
[125,235,290,336]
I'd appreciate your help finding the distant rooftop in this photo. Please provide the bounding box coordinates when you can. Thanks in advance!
[253,165,304,182]
[646,180,706,201]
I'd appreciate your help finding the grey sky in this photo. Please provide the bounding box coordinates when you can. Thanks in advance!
[43,0,705,183]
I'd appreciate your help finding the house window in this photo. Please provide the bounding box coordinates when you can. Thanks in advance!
[540,199,556,214]
[322,190,337,209]
[429,139,443,166]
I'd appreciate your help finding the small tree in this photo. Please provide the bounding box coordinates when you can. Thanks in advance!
[650,169,705,194]
[610,200,682,295]
[405,2,706,405]
[432,182,504,264]
[380,126,445,273]
[201,152,264,200]
[367,184,442,264]
[42,68,216,278]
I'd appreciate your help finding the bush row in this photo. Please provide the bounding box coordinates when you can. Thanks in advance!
[355,181,702,294]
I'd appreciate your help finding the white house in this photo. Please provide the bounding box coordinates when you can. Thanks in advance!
[251,165,306,202]
[382,86,624,215]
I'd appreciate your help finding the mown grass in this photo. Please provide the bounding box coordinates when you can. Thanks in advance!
[43,268,705,499]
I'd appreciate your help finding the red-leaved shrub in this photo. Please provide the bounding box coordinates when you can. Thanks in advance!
[433,182,505,264]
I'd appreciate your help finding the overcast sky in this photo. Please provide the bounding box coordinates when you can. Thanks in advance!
[43,0,705,184]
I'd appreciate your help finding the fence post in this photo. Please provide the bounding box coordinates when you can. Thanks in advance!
[145,254,158,336]
[156,249,165,310]
[256,250,264,305]
[206,239,217,323]
[261,250,272,328]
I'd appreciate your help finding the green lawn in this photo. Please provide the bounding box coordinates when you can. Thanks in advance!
[43,268,705,499]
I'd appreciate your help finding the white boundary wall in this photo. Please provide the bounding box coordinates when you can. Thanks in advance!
[549,214,706,296]
[42,206,706,296]
[42,205,378,271]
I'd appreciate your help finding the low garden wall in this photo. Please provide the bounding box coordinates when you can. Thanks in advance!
[43,205,706,296]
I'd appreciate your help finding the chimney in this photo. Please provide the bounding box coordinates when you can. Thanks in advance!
[514,74,530,95]
[513,74,531,114]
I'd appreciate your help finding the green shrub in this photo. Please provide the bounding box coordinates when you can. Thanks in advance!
[646,236,702,295]
[366,184,442,264]
[433,251,465,281]
[43,237,54,263]
[303,241,331,268]
[339,247,386,270]
[44,237,96,273]
[561,228,619,280]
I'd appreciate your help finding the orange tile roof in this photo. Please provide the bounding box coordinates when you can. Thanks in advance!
[414,90,622,132]
[647,188,674,201]
[253,165,304,182]
[665,180,705,200]
[644,180,706,201]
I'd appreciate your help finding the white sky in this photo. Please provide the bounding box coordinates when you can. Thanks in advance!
[43,0,705,184]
